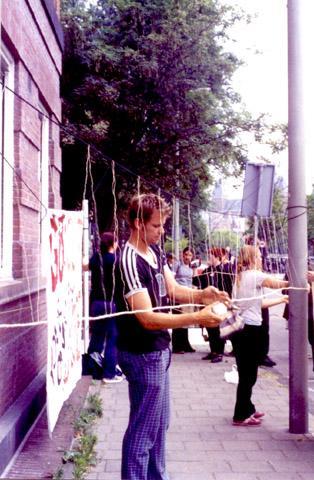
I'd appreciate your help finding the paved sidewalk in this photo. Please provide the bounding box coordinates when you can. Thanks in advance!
[3,377,91,479]
[86,330,314,480]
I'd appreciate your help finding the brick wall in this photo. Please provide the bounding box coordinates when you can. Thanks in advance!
[0,292,47,417]
[0,0,63,470]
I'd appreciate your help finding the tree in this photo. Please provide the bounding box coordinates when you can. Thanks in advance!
[60,0,285,235]
[307,186,314,255]
[206,229,241,251]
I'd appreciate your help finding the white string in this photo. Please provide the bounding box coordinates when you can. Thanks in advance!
[0,320,49,329]
[0,286,308,329]
[88,150,109,306]
[82,145,90,201]
[111,160,119,307]
[186,201,195,305]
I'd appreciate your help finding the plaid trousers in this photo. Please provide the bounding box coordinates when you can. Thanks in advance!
[118,348,171,480]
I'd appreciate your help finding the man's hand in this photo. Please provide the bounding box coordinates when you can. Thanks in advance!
[201,286,230,306]
[196,303,228,328]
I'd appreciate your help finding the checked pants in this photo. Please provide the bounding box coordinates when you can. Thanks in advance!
[118,348,171,480]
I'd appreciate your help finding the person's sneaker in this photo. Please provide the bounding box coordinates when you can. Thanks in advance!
[202,352,214,360]
[102,375,123,384]
[211,353,223,363]
[259,356,276,368]
[115,365,124,377]
[90,352,103,367]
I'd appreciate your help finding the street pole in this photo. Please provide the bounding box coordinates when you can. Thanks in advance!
[287,0,308,433]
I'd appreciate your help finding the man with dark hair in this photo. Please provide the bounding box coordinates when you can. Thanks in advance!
[115,193,229,480]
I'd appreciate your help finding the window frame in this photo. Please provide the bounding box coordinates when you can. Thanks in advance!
[0,45,15,279]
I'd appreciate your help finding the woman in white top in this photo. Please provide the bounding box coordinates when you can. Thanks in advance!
[172,247,196,353]
[232,245,289,426]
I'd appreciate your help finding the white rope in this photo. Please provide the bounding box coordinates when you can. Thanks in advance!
[0,286,308,329]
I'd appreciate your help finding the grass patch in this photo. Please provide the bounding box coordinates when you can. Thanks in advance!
[57,392,103,480]
[52,467,64,480]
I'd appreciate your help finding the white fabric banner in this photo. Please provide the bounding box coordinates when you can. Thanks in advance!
[46,209,84,435]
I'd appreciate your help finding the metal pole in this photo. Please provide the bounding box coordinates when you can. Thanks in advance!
[83,200,90,353]
[288,0,308,433]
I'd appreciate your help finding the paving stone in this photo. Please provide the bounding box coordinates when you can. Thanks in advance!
[6,327,314,480]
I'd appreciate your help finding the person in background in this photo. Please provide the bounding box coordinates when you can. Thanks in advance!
[166,252,176,271]
[85,232,123,383]
[115,193,229,480]
[244,235,276,368]
[172,246,196,353]
[232,245,289,426]
[225,245,236,267]
[283,268,314,371]
[199,247,234,363]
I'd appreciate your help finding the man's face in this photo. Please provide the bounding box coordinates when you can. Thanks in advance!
[140,209,166,245]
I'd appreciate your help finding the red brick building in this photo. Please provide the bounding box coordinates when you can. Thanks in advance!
[0,0,63,473]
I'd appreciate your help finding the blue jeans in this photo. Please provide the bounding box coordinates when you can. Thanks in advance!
[88,301,118,379]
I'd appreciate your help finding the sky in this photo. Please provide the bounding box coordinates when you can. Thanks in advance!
[224,0,314,197]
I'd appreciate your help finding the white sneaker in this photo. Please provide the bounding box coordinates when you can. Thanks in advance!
[102,375,123,384]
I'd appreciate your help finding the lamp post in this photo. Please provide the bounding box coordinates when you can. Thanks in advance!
[287,0,308,433]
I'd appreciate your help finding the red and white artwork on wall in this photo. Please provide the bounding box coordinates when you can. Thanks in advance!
[46,209,84,435]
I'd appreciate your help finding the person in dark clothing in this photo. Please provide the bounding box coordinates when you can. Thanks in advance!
[283,269,314,371]
[196,247,234,363]
[85,231,122,383]
[308,270,314,371]
[114,193,229,480]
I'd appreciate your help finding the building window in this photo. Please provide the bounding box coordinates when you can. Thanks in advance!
[0,46,14,279]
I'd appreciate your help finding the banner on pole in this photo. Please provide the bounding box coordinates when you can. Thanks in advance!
[46,209,84,435]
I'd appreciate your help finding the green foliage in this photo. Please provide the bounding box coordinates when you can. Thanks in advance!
[52,467,64,480]
[86,393,103,417]
[62,434,97,480]
[73,393,103,435]
[164,237,189,253]
[61,392,103,480]
[307,186,314,243]
[207,229,241,251]
[72,434,97,480]
[60,0,286,233]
